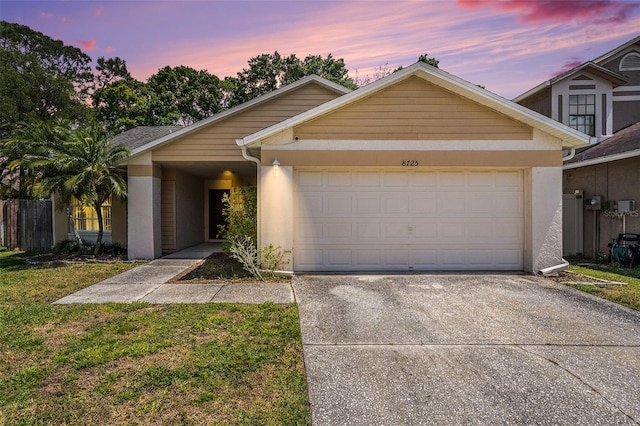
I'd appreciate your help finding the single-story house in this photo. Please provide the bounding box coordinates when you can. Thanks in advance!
[563,121,640,257]
[53,62,591,273]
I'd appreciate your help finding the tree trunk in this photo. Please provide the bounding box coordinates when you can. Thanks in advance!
[94,202,103,255]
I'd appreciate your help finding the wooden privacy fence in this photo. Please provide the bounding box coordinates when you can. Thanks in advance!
[0,199,53,251]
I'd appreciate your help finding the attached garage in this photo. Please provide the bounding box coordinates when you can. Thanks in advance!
[293,168,523,271]
[237,62,590,273]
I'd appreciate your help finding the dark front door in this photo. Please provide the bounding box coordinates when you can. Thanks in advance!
[209,189,229,239]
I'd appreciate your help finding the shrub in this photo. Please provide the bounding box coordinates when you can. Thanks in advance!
[218,187,290,280]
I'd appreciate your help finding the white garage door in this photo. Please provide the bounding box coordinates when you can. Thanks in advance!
[293,169,524,271]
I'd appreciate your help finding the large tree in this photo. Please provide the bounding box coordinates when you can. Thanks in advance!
[8,120,129,253]
[0,21,93,138]
[225,52,356,107]
[147,65,223,126]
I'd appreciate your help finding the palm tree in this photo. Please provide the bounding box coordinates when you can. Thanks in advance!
[10,120,130,254]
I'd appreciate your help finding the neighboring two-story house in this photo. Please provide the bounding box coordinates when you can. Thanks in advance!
[515,35,640,257]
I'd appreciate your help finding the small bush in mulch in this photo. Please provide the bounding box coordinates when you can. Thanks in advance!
[176,252,290,283]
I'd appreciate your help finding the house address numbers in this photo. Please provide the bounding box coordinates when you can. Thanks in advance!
[401,160,420,166]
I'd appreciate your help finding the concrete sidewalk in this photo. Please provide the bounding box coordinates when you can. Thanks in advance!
[53,243,294,304]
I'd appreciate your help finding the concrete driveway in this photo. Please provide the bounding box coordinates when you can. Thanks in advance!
[293,274,640,425]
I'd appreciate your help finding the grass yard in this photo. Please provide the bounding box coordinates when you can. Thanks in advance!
[0,251,310,425]
[564,260,640,311]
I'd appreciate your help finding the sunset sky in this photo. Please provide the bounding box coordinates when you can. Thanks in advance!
[2,0,640,99]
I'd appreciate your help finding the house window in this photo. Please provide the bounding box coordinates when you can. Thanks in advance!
[568,94,595,136]
[69,197,112,232]
[620,52,640,71]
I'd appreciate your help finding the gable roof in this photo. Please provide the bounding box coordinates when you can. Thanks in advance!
[593,34,640,64]
[238,61,591,149]
[110,126,182,150]
[513,61,628,103]
[126,74,351,158]
[564,121,640,169]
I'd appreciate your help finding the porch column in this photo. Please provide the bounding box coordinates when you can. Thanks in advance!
[127,159,162,260]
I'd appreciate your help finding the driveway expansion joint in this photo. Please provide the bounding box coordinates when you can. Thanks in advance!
[516,344,639,424]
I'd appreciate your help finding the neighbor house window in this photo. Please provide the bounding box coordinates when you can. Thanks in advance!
[569,94,595,136]
[69,197,112,232]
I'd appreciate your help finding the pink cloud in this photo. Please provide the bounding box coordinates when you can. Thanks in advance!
[59,16,72,23]
[79,40,96,51]
[555,57,585,75]
[457,0,639,24]
[95,7,104,17]
[105,46,116,53]
[39,12,53,19]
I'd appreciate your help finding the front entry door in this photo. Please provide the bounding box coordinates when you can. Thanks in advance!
[209,189,229,240]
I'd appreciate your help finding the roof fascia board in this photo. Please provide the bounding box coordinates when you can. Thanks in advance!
[128,75,351,158]
[563,148,640,170]
[513,62,627,103]
[240,62,590,149]
[593,35,640,64]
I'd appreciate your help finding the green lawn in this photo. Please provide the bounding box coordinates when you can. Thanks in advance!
[0,251,310,425]
[565,261,640,311]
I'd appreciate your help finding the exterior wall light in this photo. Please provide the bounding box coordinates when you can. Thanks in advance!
[272,158,280,166]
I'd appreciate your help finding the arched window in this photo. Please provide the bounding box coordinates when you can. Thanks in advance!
[620,52,640,71]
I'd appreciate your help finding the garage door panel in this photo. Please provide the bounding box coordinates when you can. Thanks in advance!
[326,196,352,215]
[382,249,410,266]
[412,249,438,267]
[383,222,411,239]
[354,172,380,187]
[297,170,323,187]
[384,196,410,214]
[383,172,410,187]
[327,249,352,266]
[326,223,352,240]
[357,249,382,265]
[439,172,467,187]
[326,171,352,187]
[411,172,438,187]
[468,171,495,187]
[356,222,381,239]
[293,169,523,271]
[411,196,437,214]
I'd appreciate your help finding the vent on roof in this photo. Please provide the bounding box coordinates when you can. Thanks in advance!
[620,52,640,71]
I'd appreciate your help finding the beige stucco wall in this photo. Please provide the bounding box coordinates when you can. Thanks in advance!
[259,165,294,267]
[563,157,640,255]
[527,167,564,272]
[127,153,162,259]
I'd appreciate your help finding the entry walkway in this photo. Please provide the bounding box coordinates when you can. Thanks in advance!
[54,242,294,304]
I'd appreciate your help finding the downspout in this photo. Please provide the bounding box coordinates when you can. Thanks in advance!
[562,148,576,162]
[241,145,261,248]
[537,259,570,276]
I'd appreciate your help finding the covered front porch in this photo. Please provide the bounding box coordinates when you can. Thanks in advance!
[127,156,256,260]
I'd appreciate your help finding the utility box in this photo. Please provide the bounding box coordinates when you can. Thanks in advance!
[618,200,636,213]
[585,195,602,211]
